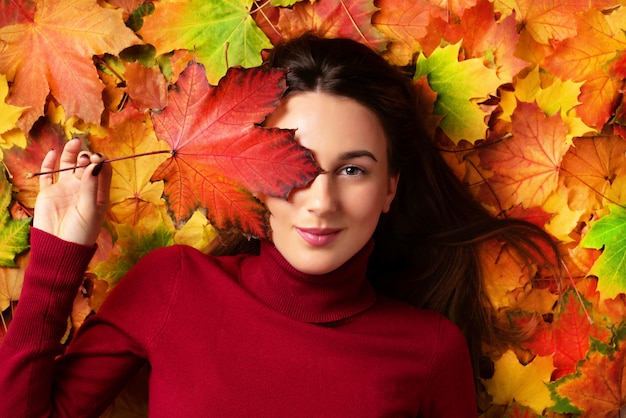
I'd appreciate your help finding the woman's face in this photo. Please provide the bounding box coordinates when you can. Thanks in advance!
[263,92,398,275]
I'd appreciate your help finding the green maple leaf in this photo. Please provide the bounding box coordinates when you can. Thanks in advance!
[138,0,272,84]
[0,169,30,267]
[580,204,626,300]
[93,219,174,284]
[414,42,502,144]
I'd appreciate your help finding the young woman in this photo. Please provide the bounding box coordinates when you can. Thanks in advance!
[0,34,557,417]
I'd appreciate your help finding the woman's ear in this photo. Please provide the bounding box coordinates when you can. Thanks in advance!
[382,174,399,213]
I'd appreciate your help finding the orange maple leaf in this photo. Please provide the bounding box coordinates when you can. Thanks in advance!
[429,0,477,19]
[123,61,169,112]
[272,0,388,51]
[560,135,626,215]
[0,0,139,132]
[480,239,532,311]
[456,0,528,81]
[371,0,432,65]
[543,9,626,82]
[576,72,622,131]
[542,8,626,130]
[476,101,570,212]
[494,0,588,45]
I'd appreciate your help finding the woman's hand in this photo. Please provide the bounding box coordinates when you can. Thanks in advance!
[33,138,112,246]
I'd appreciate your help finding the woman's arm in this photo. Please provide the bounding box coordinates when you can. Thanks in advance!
[0,140,144,416]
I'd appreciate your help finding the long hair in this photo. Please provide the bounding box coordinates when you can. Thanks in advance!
[217,34,561,374]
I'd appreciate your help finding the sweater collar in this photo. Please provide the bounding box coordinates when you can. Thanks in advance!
[240,240,376,324]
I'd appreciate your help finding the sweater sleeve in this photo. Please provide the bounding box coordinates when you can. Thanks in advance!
[421,316,478,417]
[0,229,147,417]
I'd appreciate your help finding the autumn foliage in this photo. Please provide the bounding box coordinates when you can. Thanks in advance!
[1,0,625,416]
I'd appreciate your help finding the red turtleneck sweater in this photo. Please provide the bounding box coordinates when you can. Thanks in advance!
[0,229,477,417]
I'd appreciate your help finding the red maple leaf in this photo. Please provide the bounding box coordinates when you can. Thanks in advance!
[258,0,387,52]
[0,0,36,27]
[503,400,542,418]
[150,62,321,239]
[611,51,626,79]
[518,288,611,380]
[3,117,68,209]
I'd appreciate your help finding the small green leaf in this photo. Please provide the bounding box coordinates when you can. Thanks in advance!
[580,204,626,299]
[120,44,158,67]
[93,219,174,284]
[414,42,502,144]
[0,169,30,267]
[270,0,301,6]
[125,1,155,32]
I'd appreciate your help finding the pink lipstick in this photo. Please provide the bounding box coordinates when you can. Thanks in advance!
[296,227,342,246]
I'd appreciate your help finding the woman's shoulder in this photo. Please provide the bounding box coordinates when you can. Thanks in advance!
[136,243,242,270]
[98,245,253,321]
[131,244,252,289]
[369,294,467,346]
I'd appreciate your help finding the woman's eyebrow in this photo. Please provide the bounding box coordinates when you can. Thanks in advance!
[338,150,378,162]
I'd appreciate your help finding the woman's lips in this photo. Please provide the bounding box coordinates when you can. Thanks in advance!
[296,227,342,246]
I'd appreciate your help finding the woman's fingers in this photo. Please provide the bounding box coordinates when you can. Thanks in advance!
[74,153,111,244]
[95,158,112,209]
[38,149,59,190]
[57,138,83,181]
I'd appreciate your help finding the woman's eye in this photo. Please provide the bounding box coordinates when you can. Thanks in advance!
[340,166,365,176]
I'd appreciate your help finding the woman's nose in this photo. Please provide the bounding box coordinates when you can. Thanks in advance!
[302,173,338,216]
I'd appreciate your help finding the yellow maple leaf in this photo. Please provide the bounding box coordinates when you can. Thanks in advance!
[494,0,588,45]
[91,107,169,226]
[173,210,219,254]
[500,67,594,143]
[541,187,585,242]
[0,253,28,313]
[0,73,27,157]
[0,74,27,136]
[483,350,555,414]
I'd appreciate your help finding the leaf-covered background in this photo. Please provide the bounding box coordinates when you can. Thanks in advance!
[1,0,626,416]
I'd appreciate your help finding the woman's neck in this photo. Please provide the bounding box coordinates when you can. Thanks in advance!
[239,240,376,324]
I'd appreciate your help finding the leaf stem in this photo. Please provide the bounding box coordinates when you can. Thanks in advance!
[25,149,172,178]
